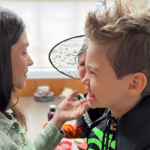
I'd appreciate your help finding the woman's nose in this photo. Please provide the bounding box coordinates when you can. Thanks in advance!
[27,55,34,66]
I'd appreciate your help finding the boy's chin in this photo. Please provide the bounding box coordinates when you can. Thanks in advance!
[88,101,98,109]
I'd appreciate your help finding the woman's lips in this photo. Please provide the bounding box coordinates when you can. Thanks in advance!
[24,71,28,78]
[87,92,96,101]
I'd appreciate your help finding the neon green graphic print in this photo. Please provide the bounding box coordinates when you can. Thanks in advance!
[88,127,116,150]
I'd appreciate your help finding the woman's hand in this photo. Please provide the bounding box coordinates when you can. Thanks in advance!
[52,91,89,130]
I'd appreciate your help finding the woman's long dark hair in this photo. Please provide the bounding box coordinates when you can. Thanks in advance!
[0,7,27,128]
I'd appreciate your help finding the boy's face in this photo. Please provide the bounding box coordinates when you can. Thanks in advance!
[82,41,128,109]
[78,52,86,80]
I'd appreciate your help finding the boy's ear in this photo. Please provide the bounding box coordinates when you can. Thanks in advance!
[77,65,79,70]
[127,73,147,96]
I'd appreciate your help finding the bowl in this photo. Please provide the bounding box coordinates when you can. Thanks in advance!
[37,86,50,94]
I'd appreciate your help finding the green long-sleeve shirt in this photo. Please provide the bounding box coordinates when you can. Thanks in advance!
[0,109,65,150]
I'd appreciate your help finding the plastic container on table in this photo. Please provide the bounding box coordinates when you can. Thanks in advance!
[48,105,56,121]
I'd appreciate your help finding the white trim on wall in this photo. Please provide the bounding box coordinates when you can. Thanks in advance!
[27,67,78,78]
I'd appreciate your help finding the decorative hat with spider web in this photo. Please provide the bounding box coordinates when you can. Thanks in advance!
[49,35,88,79]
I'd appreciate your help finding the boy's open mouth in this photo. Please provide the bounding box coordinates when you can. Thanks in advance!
[87,92,96,101]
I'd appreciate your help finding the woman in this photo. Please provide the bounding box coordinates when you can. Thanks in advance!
[0,7,89,150]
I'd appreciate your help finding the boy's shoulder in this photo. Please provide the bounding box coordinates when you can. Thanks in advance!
[87,96,150,150]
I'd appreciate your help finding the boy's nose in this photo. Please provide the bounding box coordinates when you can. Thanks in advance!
[84,68,87,77]
[81,73,89,86]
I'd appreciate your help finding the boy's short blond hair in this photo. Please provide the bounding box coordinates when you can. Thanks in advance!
[85,0,150,97]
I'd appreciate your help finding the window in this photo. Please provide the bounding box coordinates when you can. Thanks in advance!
[0,1,97,66]
[0,0,113,78]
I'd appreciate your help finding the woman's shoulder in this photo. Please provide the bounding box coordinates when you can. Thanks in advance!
[0,110,21,149]
[0,130,17,150]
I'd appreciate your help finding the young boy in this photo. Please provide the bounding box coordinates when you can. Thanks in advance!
[82,0,150,149]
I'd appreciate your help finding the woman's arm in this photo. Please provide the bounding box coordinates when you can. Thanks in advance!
[32,91,89,150]
[33,120,65,150]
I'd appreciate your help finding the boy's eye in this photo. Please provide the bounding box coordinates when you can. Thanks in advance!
[79,63,85,66]
[90,71,95,75]
[22,52,28,55]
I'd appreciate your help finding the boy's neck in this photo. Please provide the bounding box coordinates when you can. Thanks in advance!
[111,95,142,119]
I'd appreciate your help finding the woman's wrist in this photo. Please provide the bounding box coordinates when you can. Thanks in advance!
[52,113,65,130]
